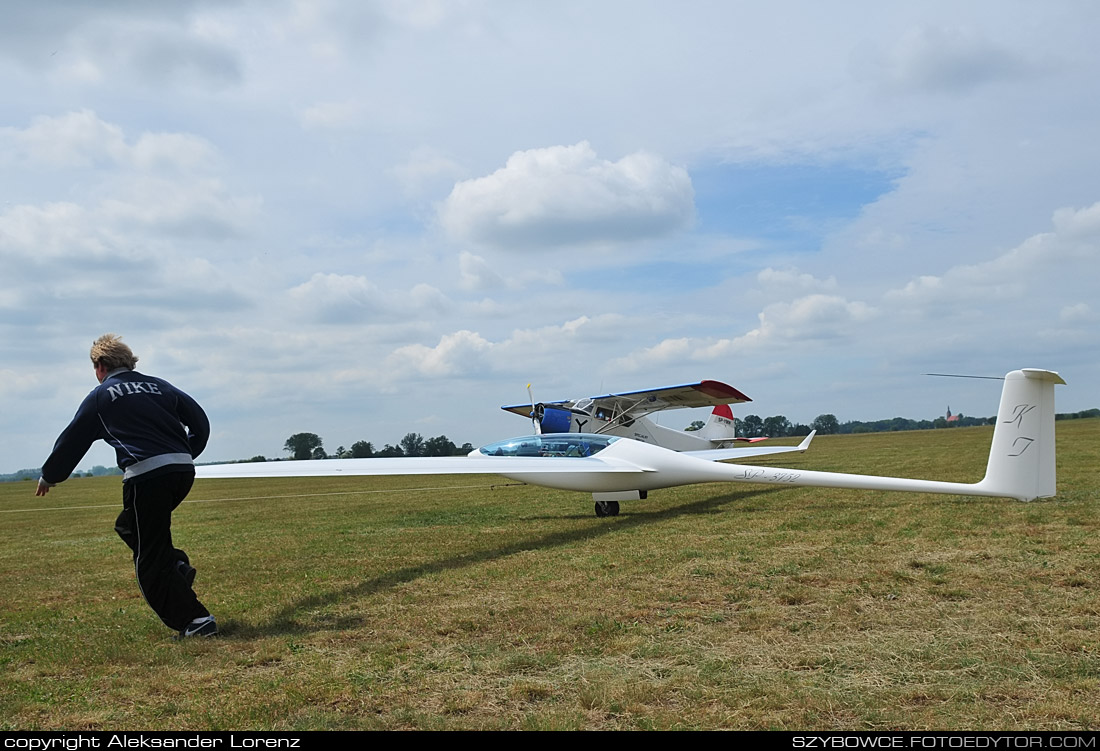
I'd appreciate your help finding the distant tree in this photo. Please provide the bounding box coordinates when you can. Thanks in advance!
[284,432,323,460]
[684,420,705,432]
[457,442,474,455]
[762,415,791,438]
[1058,408,1099,420]
[334,445,348,459]
[811,414,840,435]
[247,455,267,463]
[311,446,327,460]
[400,432,425,457]
[423,435,457,456]
[350,440,374,458]
[741,415,764,437]
[377,444,404,458]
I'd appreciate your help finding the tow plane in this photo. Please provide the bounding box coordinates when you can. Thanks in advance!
[502,380,770,451]
[196,369,1065,518]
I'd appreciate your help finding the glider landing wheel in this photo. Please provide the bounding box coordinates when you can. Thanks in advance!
[594,501,620,518]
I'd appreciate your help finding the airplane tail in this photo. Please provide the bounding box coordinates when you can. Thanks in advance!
[977,368,1065,501]
[698,404,737,442]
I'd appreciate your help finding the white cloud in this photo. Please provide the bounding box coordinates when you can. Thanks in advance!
[0,110,125,167]
[101,178,260,239]
[0,3,242,87]
[386,329,493,377]
[1052,201,1100,238]
[383,314,629,382]
[438,141,695,250]
[392,146,465,197]
[300,99,368,130]
[1,111,220,175]
[130,131,219,172]
[879,25,1040,94]
[288,272,450,323]
[459,251,506,291]
[610,294,877,373]
[756,267,838,292]
[886,201,1100,306]
[1060,303,1094,323]
[714,295,878,357]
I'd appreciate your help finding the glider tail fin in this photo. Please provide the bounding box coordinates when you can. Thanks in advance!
[698,404,737,442]
[978,369,1065,501]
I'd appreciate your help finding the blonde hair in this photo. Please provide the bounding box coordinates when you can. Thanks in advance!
[90,333,138,371]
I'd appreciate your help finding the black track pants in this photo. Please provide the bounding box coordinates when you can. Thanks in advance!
[115,470,209,631]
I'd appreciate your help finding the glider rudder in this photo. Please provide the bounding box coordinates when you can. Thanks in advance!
[977,368,1065,501]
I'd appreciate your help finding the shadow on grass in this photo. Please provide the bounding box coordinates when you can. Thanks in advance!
[224,486,784,639]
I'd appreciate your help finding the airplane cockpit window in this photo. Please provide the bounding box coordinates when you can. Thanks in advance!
[477,434,618,458]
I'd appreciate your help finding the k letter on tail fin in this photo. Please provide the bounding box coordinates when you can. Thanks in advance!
[978,369,1065,501]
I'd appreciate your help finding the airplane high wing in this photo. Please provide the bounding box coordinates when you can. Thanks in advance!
[502,380,751,421]
[197,369,1065,518]
[501,380,760,451]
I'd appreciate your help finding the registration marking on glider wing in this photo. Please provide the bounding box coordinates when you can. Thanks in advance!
[197,369,1065,517]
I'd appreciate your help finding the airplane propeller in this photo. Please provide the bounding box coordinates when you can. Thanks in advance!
[527,383,541,435]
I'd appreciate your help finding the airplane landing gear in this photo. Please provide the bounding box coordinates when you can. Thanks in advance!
[594,500,620,517]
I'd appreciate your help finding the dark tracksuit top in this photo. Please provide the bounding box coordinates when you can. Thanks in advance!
[41,368,210,485]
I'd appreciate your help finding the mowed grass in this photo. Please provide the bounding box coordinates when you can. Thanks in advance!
[1,420,1098,730]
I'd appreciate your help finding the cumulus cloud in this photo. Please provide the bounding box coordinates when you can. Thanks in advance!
[288,272,450,323]
[499,315,624,354]
[0,201,122,266]
[748,294,876,342]
[0,110,124,168]
[0,110,219,173]
[0,111,259,325]
[886,201,1100,306]
[382,315,627,381]
[102,178,260,239]
[391,146,466,198]
[386,329,493,377]
[0,198,250,315]
[609,294,876,373]
[438,141,695,250]
[0,180,258,278]
[459,251,507,291]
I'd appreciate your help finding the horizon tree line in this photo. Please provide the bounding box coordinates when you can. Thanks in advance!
[278,432,474,462]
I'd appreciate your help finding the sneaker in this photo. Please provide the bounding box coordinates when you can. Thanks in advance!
[177,615,217,639]
[177,561,197,587]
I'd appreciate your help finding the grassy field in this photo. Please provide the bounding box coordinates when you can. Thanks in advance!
[2,419,1098,730]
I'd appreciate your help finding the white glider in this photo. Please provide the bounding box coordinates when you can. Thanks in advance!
[197,369,1064,517]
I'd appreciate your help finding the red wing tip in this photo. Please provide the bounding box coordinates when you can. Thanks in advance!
[695,380,752,403]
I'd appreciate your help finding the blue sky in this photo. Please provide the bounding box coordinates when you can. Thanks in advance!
[2,1,1098,474]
